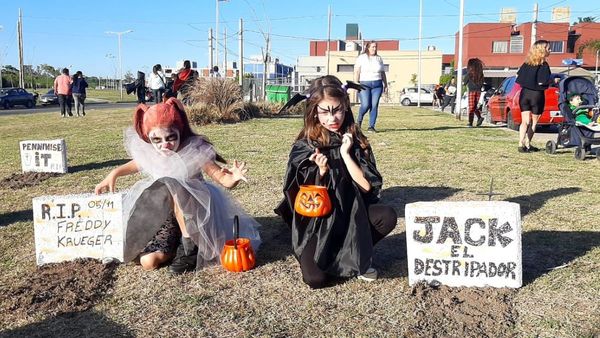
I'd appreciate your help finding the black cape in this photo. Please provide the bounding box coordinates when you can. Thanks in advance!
[274,133,382,277]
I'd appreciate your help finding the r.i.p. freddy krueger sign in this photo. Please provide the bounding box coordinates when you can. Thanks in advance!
[405,201,522,288]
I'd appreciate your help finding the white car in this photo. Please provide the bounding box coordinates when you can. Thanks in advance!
[400,87,434,106]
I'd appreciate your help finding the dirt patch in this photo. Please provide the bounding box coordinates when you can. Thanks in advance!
[0,172,60,189]
[405,282,517,338]
[0,258,117,318]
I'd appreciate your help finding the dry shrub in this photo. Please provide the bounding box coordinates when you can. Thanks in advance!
[244,100,306,118]
[186,77,246,123]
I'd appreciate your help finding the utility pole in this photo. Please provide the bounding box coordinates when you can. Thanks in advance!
[106,30,133,100]
[239,18,243,87]
[224,28,228,77]
[262,35,269,100]
[326,5,332,75]
[209,28,214,72]
[531,3,538,46]
[417,0,423,107]
[455,0,465,120]
[0,25,3,88]
[18,9,25,89]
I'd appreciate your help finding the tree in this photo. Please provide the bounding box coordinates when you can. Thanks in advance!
[576,39,600,58]
[410,73,417,86]
[123,71,135,83]
[573,16,597,25]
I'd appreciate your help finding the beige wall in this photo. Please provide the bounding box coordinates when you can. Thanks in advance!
[326,50,442,103]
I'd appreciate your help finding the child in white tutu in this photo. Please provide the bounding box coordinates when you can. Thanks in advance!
[95,98,261,274]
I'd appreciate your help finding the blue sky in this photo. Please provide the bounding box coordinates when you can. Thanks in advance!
[0,1,598,77]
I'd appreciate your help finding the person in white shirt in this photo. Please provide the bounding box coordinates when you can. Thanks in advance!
[149,64,166,104]
[354,41,388,133]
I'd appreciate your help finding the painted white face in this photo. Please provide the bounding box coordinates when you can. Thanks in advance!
[316,96,344,133]
[148,127,180,154]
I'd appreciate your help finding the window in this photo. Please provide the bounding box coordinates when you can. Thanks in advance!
[337,65,354,72]
[509,36,523,53]
[492,41,508,53]
[548,41,564,53]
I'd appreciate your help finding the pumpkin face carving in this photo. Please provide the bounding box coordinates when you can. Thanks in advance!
[294,185,332,217]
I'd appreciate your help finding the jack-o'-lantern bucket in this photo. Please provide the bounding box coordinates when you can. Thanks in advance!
[221,215,256,272]
[293,159,332,218]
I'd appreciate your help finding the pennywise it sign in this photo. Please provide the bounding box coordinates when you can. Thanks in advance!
[20,139,68,173]
[405,201,522,288]
[33,193,124,265]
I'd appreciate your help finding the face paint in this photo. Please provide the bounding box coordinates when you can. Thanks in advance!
[316,96,344,133]
[148,127,181,155]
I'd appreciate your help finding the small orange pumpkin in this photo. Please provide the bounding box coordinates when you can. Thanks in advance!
[221,216,256,272]
[294,184,332,217]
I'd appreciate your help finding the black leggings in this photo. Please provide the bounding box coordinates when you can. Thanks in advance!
[299,204,397,289]
[519,87,545,115]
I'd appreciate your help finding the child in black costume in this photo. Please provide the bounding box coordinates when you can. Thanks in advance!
[275,75,397,289]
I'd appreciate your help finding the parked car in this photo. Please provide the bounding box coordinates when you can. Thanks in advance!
[0,87,37,109]
[400,87,434,106]
[39,89,59,106]
[486,74,566,130]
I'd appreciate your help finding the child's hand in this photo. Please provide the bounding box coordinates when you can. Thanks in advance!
[223,160,248,183]
[95,173,116,194]
[309,149,328,176]
[340,133,353,154]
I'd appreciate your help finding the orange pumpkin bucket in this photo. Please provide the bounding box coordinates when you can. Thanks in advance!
[221,215,256,272]
[293,158,332,218]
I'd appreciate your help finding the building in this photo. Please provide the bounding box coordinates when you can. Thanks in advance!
[453,21,600,84]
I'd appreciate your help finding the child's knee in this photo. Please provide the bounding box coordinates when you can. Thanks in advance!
[140,254,161,271]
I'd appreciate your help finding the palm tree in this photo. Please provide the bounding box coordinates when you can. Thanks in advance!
[573,16,597,25]
[577,39,600,59]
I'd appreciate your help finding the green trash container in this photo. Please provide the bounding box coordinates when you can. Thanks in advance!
[265,85,291,103]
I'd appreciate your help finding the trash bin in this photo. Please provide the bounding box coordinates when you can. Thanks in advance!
[265,85,291,103]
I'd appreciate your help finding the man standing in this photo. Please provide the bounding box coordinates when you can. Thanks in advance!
[54,68,73,117]
[440,77,457,114]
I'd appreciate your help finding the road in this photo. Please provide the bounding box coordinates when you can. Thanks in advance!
[0,102,138,116]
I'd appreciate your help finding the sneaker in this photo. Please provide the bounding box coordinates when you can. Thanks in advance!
[467,123,473,128]
[476,116,484,127]
[528,145,540,152]
[357,267,378,281]
[518,146,530,153]
[367,127,377,133]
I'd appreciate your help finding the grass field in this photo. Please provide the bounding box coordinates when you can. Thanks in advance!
[0,106,599,337]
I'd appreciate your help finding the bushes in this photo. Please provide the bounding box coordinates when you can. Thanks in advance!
[185,77,304,125]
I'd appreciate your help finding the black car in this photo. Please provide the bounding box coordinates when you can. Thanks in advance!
[39,89,59,106]
[0,87,37,109]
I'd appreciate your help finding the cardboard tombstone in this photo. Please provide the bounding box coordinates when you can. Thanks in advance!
[33,192,124,265]
[405,201,522,288]
[20,139,68,173]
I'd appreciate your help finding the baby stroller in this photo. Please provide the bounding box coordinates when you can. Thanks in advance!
[545,76,600,161]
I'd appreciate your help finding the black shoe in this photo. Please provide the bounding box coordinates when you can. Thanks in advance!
[367,127,377,133]
[518,146,530,153]
[168,237,197,275]
[476,116,484,127]
[467,123,473,128]
[528,145,540,152]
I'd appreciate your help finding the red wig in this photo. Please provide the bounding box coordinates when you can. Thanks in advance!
[133,98,194,143]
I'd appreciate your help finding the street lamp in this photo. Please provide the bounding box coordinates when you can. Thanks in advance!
[105,54,117,90]
[106,30,133,100]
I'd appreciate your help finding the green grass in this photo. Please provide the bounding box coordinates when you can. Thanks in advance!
[33,87,138,103]
[0,107,599,336]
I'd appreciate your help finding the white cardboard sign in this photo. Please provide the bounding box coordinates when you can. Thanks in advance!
[20,139,68,173]
[33,193,125,265]
[405,201,522,288]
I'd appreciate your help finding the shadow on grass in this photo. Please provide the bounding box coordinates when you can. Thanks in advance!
[69,159,129,174]
[505,187,581,216]
[374,232,408,279]
[0,310,134,338]
[376,126,466,132]
[0,209,32,228]
[522,230,600,285]
[254,215,292,265]
[381,186,462,217]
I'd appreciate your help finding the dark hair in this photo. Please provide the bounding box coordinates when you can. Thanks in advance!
[183,60,191,69]
[62,68,69,75]
[152,64,162,73]
[296,75,370,151]
[467,58,484,87]
[212,66,219,72]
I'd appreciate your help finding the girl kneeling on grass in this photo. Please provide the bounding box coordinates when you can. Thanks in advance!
[275,75,397,289]
[95,98,261,274]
